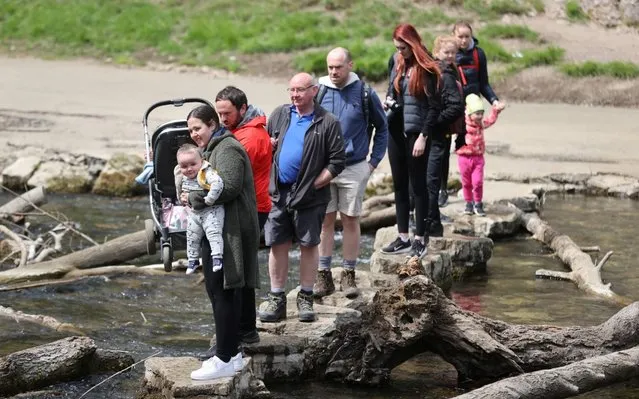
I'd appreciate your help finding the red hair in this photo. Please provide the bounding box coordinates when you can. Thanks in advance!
[392,24,441,98]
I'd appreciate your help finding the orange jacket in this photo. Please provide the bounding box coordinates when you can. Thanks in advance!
[232,115,273,213]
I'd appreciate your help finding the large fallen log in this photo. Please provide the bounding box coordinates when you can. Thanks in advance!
[0,186,47,219]
[310,275,639,385]
[0,336,134,397]
[0,229,156,285]
[520,212,627,303]
[452,345,639,399]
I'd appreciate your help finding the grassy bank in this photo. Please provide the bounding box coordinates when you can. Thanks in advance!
[1,0,637,84]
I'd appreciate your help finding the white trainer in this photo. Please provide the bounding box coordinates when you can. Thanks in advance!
[232,352,243,372]
[190,356,235,380]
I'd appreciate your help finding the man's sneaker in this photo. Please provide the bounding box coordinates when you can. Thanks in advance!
[296,290,316,322]
[409,239,427,259]
[474,202,486,217]
[191,356,235,380]
[464,202,474,215]
[340,269,360,299]
[314,270,335,298]
[186,259,200,275]
[438,189,449,207]
[258,292,287,322]
[232,352,243,372]
[381,237,412,254]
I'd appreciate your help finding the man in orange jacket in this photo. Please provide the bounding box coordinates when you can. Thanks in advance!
[210,85,272,349]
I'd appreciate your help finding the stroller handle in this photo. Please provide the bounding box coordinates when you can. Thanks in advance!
[142,98,213,128]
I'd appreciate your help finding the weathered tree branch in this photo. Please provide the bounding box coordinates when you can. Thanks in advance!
[0,186,47,219]
[0,305,83,335]
[0,225,27,267]
[452,345,639,399]
[520,212,628,304]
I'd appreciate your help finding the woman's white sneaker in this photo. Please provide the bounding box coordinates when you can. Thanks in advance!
[190,356,235,380]
[232,352,243,372]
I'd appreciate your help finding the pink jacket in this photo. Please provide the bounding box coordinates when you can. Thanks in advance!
[455,107,501,156]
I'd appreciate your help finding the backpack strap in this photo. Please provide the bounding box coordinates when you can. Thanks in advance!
[315,84,328,106]
[361,81,375,138]
[458,47,480,87]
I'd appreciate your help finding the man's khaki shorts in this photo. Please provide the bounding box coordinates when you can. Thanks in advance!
[326,160,371,217]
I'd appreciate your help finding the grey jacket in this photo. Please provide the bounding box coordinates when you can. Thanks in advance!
[267,103,345,210]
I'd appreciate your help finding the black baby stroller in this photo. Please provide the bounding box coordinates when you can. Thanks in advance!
[142,98,213,272]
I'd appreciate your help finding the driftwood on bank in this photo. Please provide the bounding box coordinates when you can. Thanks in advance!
[0,229,156,285]
[0,305,83,335]
[0,336,134,397]
[452,345,639,399]
[520,212,627,303]
[0,186,47,219]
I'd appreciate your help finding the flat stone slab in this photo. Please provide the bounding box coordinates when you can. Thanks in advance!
[142,356,270,398]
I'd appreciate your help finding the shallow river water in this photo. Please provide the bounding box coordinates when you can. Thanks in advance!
[0,193,638,398]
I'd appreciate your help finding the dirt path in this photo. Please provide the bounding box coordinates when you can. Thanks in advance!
[1,56,638,184]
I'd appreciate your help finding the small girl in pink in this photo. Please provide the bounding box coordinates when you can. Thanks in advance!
[456,93,505,216]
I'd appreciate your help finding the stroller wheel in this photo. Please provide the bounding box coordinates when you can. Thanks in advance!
[162,246,173,272]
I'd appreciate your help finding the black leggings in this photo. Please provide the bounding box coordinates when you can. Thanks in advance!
[201,211,268,361]
[388,131,428,236]
[440,135,452,192]
[426,138,446,227]
[202,237,240,362]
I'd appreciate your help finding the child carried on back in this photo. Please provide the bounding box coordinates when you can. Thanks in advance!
[456,94,505,217]
[176,144,225,274]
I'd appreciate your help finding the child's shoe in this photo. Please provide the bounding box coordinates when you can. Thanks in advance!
[463,202,474,215]
[186,259,200,275]
[474,202,486,217]
[212,257,223,272]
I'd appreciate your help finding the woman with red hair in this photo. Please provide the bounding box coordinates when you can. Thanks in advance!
[381,23,444,259]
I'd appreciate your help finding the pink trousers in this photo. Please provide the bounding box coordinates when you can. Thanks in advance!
[458,154,485,203]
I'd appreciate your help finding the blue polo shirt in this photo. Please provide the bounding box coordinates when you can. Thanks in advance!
[278,107,313,184]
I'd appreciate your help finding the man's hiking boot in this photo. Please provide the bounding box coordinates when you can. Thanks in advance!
[313,270,335,298]
[258,292,287,322]
[340,269,360,299]
[297,290,316,322]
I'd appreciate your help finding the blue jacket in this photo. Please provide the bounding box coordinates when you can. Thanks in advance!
[317,73,388,168]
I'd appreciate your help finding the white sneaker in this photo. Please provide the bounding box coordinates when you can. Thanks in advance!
[190,356,235,380]
[232,352,243,372]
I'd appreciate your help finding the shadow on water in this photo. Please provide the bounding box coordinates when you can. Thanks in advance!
[1,193,638,397]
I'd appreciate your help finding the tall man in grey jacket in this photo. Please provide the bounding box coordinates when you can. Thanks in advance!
[259,72,345,323]
[315,47,389,299]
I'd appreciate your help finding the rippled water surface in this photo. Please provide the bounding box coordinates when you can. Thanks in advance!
[1,193,637,398]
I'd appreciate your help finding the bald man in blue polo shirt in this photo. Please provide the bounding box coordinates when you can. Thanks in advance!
[260,72,345,323]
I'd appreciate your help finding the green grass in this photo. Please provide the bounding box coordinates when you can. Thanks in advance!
[565,0,589,21]
[517,46,564,67]
[479,24,540,42]
[559,61,639,79]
